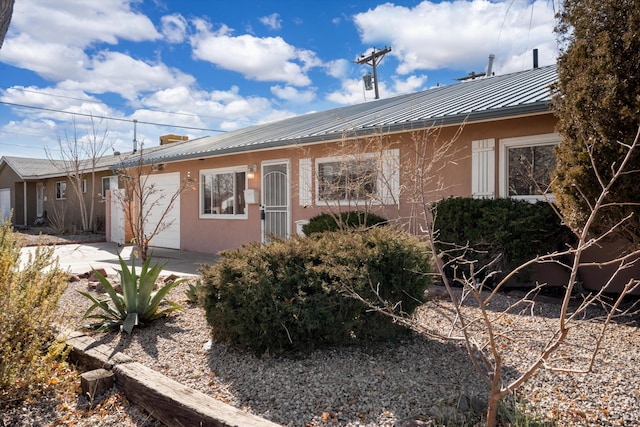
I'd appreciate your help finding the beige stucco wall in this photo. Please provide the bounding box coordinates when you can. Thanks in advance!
[39,170,117,232]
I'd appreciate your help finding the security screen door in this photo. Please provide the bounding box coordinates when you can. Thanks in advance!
[262,161,289,242]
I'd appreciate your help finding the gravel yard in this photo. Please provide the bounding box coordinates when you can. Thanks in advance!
[3,271,639,427]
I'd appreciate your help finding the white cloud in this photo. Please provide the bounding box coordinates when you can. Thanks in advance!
[161,14,188,44]
[140,84,273,127]
[326,78,374,105]
[270,85,316,103]
[391,74,428,94]
[259,13,282,30]
[7,0,160,48]
[0,0,163,83]
[326,73,428,105]
[0,34,89,81]
[190,20,320,86]
[326,59,352,80]
[57,51,195,101]
[353,0,557,75]
[1,86,112,120]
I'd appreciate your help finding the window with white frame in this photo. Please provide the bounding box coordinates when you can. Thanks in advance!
[82,179,87,193]
[102,176,118,199]
[200,167,247,217]
[56,181,66,200]
[499,134,559,201]
[312,149,399,204]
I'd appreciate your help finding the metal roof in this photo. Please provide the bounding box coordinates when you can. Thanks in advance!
[133,64,557,165]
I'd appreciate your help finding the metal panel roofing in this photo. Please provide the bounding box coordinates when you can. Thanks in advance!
[123,64,558,166]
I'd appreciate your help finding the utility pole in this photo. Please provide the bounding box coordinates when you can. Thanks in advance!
[356,46,391,100]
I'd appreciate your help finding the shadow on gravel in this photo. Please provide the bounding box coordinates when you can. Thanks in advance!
[88,316,188,360]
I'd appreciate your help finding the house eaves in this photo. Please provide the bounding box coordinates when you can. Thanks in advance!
[120,64,557,167]
[0,150,151,180]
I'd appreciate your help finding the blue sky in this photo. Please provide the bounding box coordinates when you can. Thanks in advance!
[0,0,559,158]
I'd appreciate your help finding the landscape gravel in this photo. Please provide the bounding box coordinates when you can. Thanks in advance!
[5,273,640,426]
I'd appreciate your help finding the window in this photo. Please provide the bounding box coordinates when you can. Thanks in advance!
[310,151,399,206]
[56,181,66,200]
[499,134,559,201]
[316,155,378,204]
[82,179,87,193]
[102,176,118,199]
[200,168,247,218]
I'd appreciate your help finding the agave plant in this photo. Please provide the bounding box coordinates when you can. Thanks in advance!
[79,254,185,333]
[184,278,202,304]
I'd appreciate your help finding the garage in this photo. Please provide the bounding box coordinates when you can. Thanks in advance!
[143,172,181,250]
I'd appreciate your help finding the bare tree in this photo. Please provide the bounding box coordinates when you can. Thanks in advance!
[46,116,112,232]
[113,142,196,262]
[334,125,640,426]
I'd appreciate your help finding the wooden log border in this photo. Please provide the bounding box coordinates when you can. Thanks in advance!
[59,328,281,427]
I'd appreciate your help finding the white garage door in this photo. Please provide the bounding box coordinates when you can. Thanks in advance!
[0,188,10,222]
[143,172,180,250]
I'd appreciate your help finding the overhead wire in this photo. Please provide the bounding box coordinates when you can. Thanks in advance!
[0,100,227,133]
[8,87,256,125]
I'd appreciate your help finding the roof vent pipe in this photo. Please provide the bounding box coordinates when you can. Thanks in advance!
[132,119,138,153]
[486,54,495,77]
[533,48,539,69]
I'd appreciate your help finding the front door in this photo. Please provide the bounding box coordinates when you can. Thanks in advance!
[262,161,289,242]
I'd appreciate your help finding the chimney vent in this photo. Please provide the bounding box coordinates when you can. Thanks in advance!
[486,54,495,77]
[533,49,539,69]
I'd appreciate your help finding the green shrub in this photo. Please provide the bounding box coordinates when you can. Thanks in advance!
[184,279,202,304]
[79,255,184,333]
[433,197,574,284]
[0,218,69,408]
[301,210,387,235]
[200,227,431,355]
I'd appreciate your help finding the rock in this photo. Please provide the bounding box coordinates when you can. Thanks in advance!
[165,274,180,283]
[69,274,81,282]
[87,268,107,282]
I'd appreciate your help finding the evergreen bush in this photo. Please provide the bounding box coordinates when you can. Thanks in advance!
[433,197,574,284]
[0,218,69,408]
[200,227,431,355]
[301,210,387,235]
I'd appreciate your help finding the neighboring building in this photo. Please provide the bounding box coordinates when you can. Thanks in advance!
[111,64,559,256]
[0,154,123,231]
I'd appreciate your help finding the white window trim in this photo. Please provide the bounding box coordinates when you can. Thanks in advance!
[499,133,560,202]
[314,153,384,207]
[55,181,66,200]
[199,166,249,220]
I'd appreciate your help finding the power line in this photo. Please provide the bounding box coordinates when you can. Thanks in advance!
[7,87,258,125]
[0,101,227,133]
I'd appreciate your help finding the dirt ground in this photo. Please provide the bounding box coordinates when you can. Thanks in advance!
[14,226,107,246]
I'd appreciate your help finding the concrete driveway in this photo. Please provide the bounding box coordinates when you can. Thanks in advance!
[21,242,218,276]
